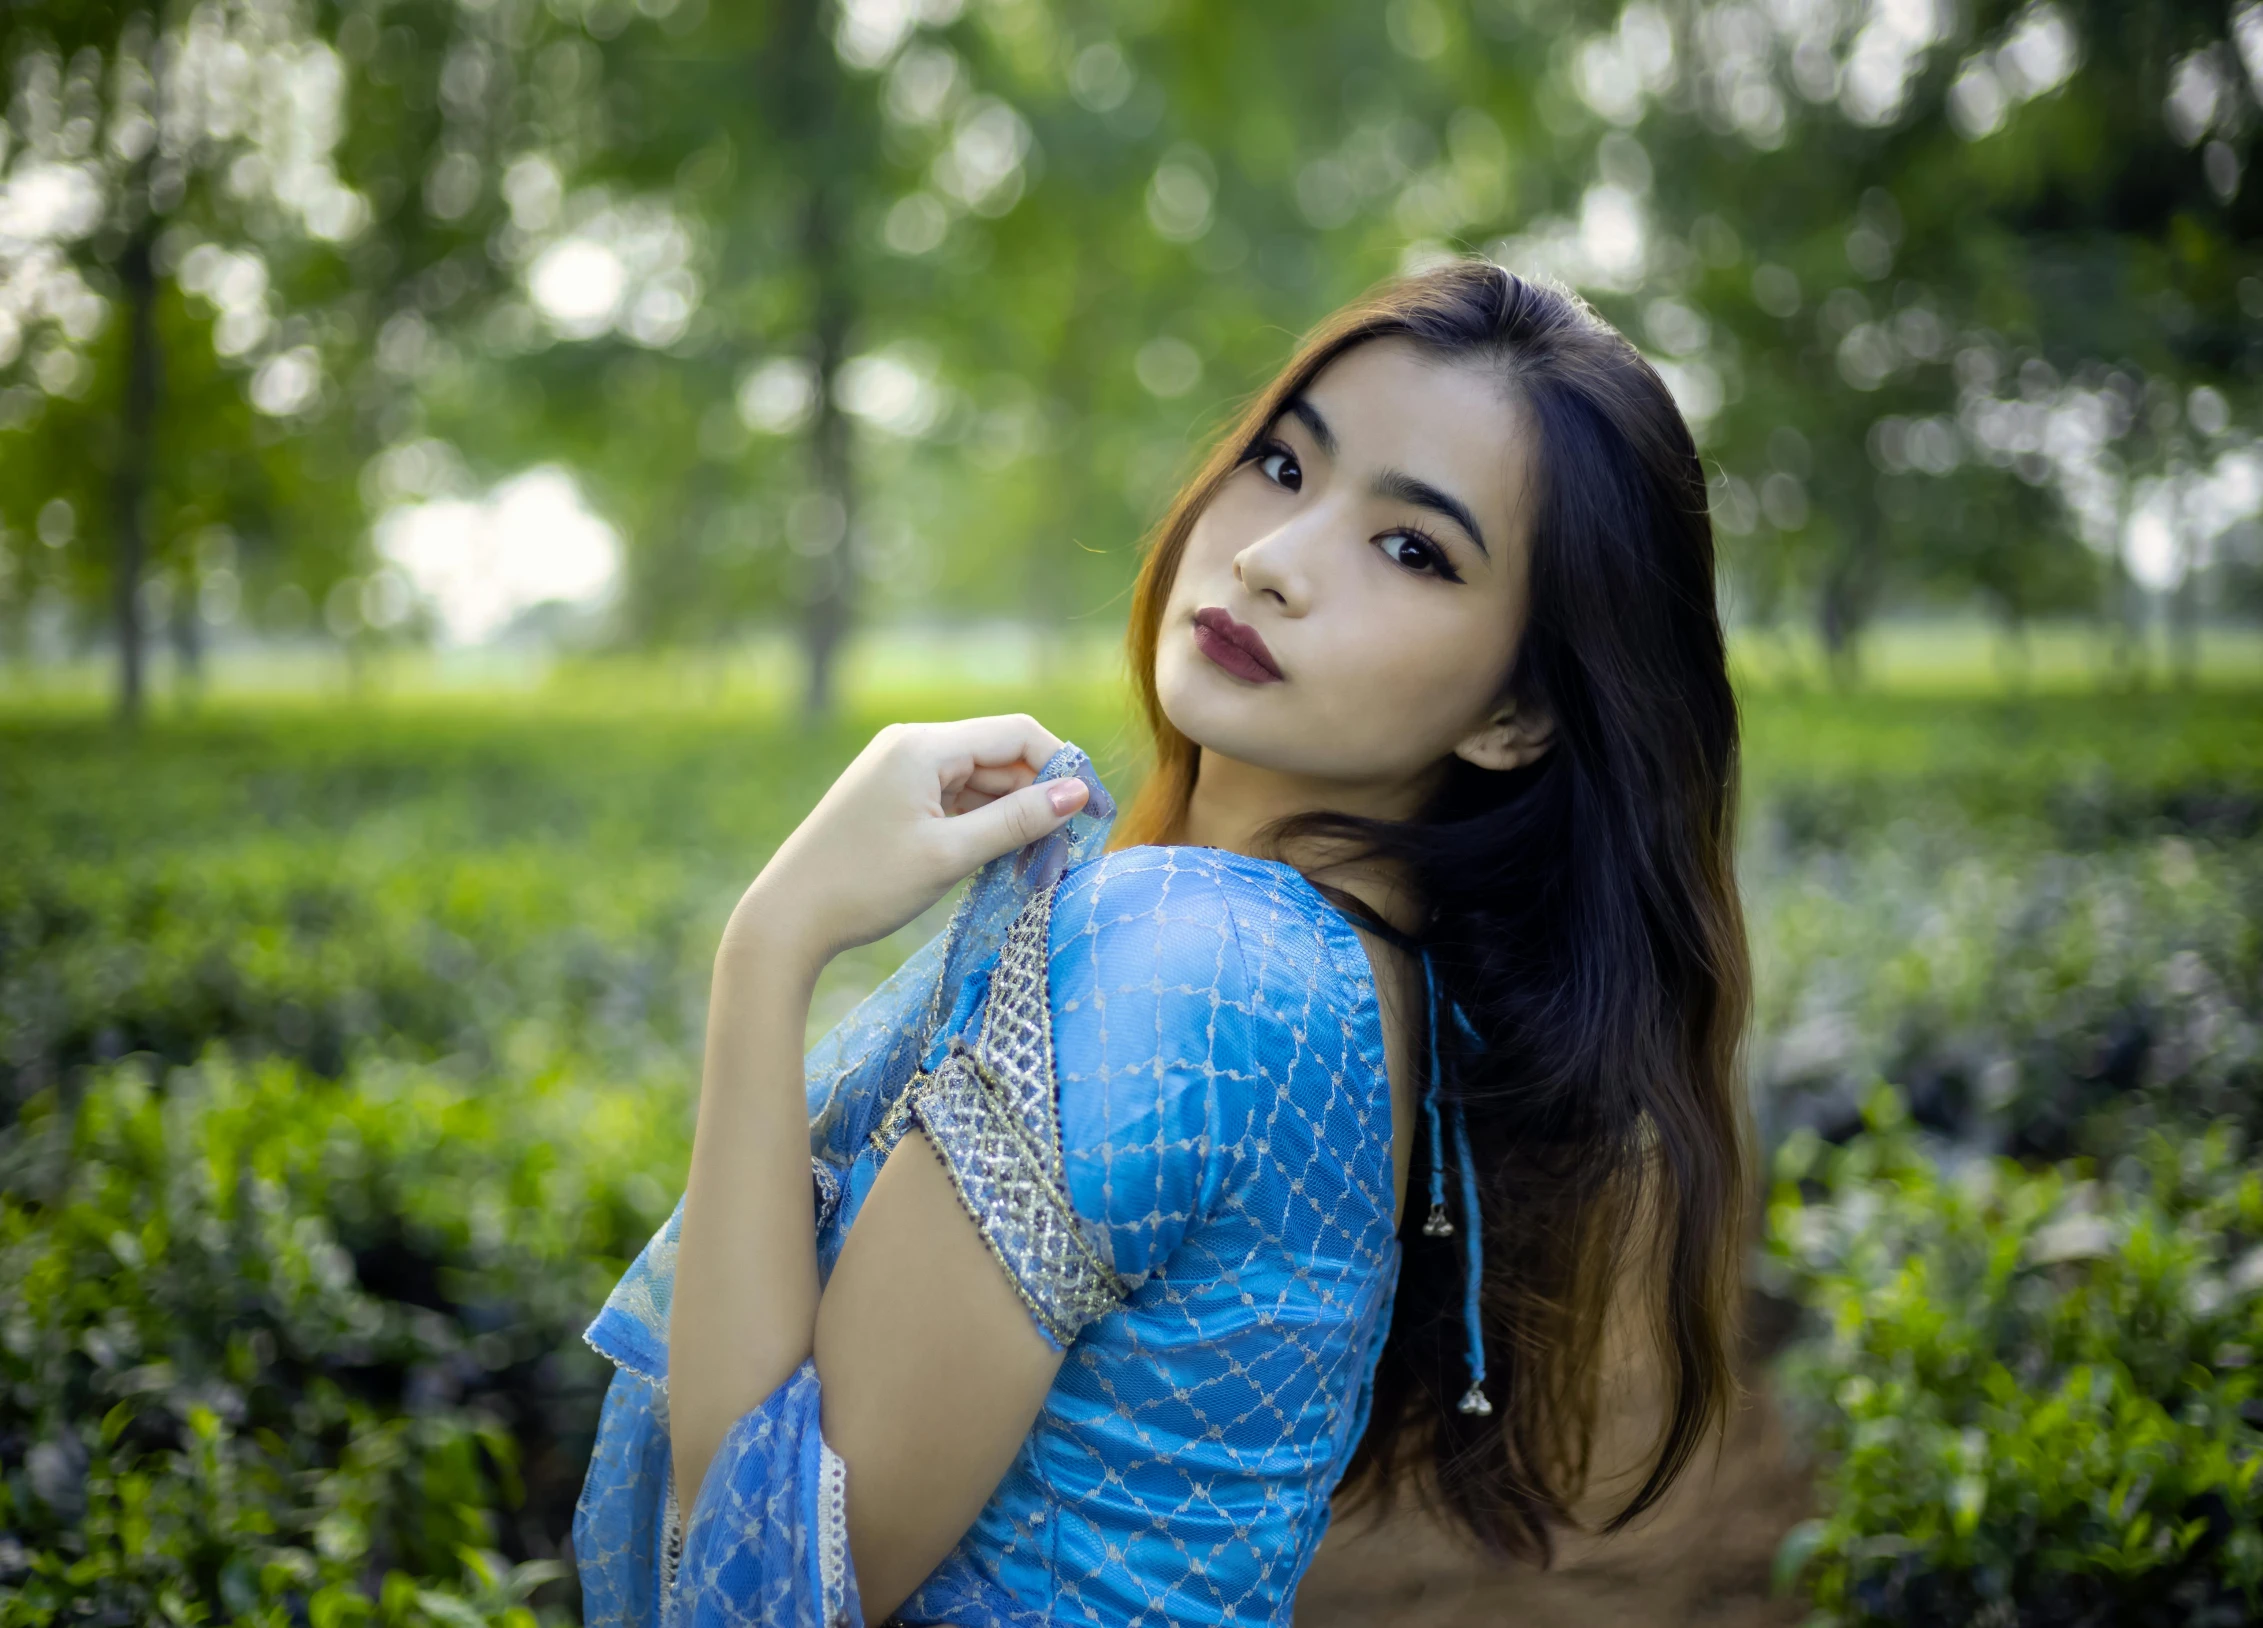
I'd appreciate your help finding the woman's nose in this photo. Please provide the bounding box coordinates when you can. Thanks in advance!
[1232,520,1317,616]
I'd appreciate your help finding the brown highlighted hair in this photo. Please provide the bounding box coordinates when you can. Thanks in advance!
[1112,261,1750,1561]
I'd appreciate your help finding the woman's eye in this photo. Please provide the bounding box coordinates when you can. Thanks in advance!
[1380,531,1459,580]
[1256,445,1301,491]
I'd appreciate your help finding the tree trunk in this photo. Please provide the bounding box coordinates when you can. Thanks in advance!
[170,578,203,704]
[801,216,854,719]
[1991,601,2031,694]
[2103,492,2147,689]
[784,0,855,720]
[111,223,160,725]
[1816,517,1878,691]
[1819,509,1891,688]
[2168,560,2200,687]
[1035,243,1099,689]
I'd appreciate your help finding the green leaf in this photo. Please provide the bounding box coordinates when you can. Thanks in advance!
[308,1584,374,1628]
[1773,1518,1827,1596]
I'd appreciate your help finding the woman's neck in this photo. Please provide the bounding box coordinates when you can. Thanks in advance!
[1178,747,1435,935]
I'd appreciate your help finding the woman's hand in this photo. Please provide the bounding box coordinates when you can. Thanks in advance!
[724,714,1090,979]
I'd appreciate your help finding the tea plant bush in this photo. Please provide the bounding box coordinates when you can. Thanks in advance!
[1,1050,687,1627]
[1745,692,2263,1626]
[1748,822,2263,1159]
[1768,1090,2263,1626]
[0,841,713,1108]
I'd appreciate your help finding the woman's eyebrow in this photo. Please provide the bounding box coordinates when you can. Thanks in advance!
[1374,469,1490,559]
[1282,395,1338,458]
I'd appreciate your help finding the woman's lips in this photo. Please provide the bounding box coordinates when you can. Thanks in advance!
[1192,607,1284,684]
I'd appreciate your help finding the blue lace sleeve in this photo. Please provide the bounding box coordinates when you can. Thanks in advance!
[672,1361,859,1628]
[1048,848,1276,1285]
[573,1361,860,1628]
[573,1368,672,1628]
[889,847,1288,1348]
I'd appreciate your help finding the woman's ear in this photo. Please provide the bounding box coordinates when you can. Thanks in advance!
[1452,699,1554,773]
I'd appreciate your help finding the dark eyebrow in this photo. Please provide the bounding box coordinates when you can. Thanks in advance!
[1281,395,1337,459]
[1373,469,1490,559]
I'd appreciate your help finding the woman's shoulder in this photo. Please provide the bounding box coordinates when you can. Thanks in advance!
[1044,844,1380,1079]
[1029,847,1389,1299]
[1049,843,1364,993]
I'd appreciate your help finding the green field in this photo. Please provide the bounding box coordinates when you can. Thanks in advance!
[3,667,2260,1625]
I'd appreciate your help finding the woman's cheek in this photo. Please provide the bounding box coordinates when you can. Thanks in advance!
[1342,607,1433,700]
[1308,626,1416,737]
[1341,609,1496,751]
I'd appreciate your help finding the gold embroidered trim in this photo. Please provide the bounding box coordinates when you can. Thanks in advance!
[810,1158,844,1228]
[869,1081,921,1158]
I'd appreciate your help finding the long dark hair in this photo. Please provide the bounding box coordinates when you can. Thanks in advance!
[1109,261,1749,1561]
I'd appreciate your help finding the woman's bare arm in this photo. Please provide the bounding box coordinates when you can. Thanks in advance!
[665,935,827,1514]
[816,1131,1064,1617]
[666,717,1087,1621]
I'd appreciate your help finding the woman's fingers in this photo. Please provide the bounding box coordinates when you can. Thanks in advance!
[933,714,1065,778]
[936,775,1088,872]
[960,764,1037,798]
[942,785,1013,817]
[918,716,1059,818]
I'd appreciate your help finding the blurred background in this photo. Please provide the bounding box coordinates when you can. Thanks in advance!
[4,3,2261,1626]
[4,0,2263,704]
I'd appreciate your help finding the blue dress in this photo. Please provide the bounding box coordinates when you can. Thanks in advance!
[574,751,1402,1626]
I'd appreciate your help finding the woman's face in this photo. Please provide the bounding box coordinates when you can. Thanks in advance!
[1156,337,1544,803]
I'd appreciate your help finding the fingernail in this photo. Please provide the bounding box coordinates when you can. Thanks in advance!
[1046,780,1084,815]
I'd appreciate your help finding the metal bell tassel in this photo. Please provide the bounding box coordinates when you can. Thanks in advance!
[1457,1383,1494,1417]
[1422,1201,1454,1238]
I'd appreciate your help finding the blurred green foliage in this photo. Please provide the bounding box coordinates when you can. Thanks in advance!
[1743,723,2263,1159]
[7,0,2263,1616]
[1769,1093,2263,1625]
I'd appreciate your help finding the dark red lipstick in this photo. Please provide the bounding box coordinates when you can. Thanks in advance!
[1192,607,1284,684]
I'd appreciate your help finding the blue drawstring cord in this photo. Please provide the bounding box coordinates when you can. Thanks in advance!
[1419,950,1492,1417]
[1421,956,1453,1240]
[1449,1101,1491,1415]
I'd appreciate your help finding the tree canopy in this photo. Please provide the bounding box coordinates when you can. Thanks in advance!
[2,0,2257,714]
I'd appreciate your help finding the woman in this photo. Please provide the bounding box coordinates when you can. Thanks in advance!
[575,260,1749,1626]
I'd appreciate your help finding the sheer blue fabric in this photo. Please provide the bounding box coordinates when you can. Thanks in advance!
[575,749,1402,1626]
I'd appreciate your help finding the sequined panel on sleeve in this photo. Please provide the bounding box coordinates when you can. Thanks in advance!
[902,881,1130,1349]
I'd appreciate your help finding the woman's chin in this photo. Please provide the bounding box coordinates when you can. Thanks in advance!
[1163,707,1320,786]
[1158,663,1283,745]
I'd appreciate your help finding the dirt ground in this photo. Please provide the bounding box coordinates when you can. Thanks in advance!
[1296,1380,1813,1628]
